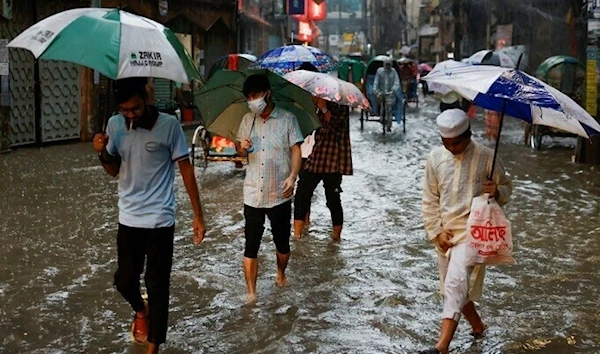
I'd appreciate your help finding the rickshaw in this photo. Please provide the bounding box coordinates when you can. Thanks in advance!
[338,58,367,93]
[361,55,406,134]
[398,57,419,108]
[192,53,256,168]
[524,56,585,149]
[191,125,246,169]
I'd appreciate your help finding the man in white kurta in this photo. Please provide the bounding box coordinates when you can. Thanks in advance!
[421,109,512,354]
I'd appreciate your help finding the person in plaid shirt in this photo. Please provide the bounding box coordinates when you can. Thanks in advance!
[293,98,353,241]
[235,74,304,303]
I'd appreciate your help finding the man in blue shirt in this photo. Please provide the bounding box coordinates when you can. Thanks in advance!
[93,77,206,354]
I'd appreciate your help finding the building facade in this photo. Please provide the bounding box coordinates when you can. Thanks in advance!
[0,0,236,148]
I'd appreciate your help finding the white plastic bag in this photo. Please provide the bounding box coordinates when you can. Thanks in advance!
[465,194,516,266]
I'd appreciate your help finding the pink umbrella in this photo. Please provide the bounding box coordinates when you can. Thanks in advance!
[283,70,370,110]
[418,63,433,72]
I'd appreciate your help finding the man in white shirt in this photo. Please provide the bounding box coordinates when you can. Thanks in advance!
[235,74,304,303]
[420,109,513,354]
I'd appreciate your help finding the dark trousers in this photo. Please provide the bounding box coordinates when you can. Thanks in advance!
[294,171,343,226]
[113,223,174,345]
[244,201,292,258]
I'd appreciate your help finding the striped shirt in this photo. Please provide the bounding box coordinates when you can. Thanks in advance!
[304,102,353,175]
[236,106,304,208]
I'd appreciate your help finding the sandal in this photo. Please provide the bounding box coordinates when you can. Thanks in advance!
[130,298,149,344]
[418,348,440,354]
[471,324,488,339]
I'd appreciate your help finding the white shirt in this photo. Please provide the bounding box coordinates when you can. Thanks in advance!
[236,106,304,208]
[422,140,513,245]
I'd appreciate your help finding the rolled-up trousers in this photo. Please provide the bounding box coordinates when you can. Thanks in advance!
[437,242,486,321]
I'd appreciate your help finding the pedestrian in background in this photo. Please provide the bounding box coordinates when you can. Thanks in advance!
[293,98,352,241]
[292,62,353,241]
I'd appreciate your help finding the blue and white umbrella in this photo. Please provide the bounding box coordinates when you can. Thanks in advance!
[422,65,600,138]
[249,45,338,75]
[425,59,470,95]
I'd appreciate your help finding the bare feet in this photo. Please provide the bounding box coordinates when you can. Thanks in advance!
[332,225,342,242]
[275,251,289,287]
[275,273,287,287]
[246,292,257,304]
[471,323,487,339]
[145,342,159,354]
[293,220,305,239]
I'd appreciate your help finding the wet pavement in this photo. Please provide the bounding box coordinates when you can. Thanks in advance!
[1,96,600,353]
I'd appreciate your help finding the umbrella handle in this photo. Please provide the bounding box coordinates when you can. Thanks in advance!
[101,79,112,133]
[488,98,507,180]
[516,53,523,70]
[488,55,521,180]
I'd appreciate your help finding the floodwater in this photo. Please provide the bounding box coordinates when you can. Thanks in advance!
[1,97,599,354]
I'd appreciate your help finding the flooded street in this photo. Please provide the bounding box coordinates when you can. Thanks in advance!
[1,97,600,354]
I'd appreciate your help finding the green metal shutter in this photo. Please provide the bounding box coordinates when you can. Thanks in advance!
[153,78,174,111]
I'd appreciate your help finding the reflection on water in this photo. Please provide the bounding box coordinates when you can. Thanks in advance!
[1,97,599,353]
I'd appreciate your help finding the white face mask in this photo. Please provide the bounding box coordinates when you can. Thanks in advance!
[247,95,267,114]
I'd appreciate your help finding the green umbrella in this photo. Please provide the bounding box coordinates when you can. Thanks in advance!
[195,69,320,141]
[7,8,201,83]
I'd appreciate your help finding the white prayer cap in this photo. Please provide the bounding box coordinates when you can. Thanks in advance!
[436,109,469,138]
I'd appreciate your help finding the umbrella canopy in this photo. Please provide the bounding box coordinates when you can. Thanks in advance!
[418,63,433,73]
[365,56,400,76]
[207,53,257,79]
[425,59,470,95]
[422,65,600,138]
[371,55,393,62]
[499,45,528,70]
[195,69,320,141]
[465,50,515,68]
[283,70,370,110]
[249,45,338,75]
[7,8,201,83]
[398,57,414,64]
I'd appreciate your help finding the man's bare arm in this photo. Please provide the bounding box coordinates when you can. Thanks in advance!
[289,143,301,180]
[99,150,120,177]
[178,157,207,244]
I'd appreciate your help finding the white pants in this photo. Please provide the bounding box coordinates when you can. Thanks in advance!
[437,242,486,321]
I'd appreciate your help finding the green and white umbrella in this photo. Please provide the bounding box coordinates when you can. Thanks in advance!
[7,8,200,83]
[195,69,320,141]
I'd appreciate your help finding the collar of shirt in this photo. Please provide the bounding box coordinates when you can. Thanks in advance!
[446,139,474,161]
[258,105,282,122]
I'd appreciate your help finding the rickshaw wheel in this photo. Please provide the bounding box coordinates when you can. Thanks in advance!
[381,102,387,135]
[200,136,210,168]
[403,100,407,133]
[360,110,365,131]
[530,125,543,150]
